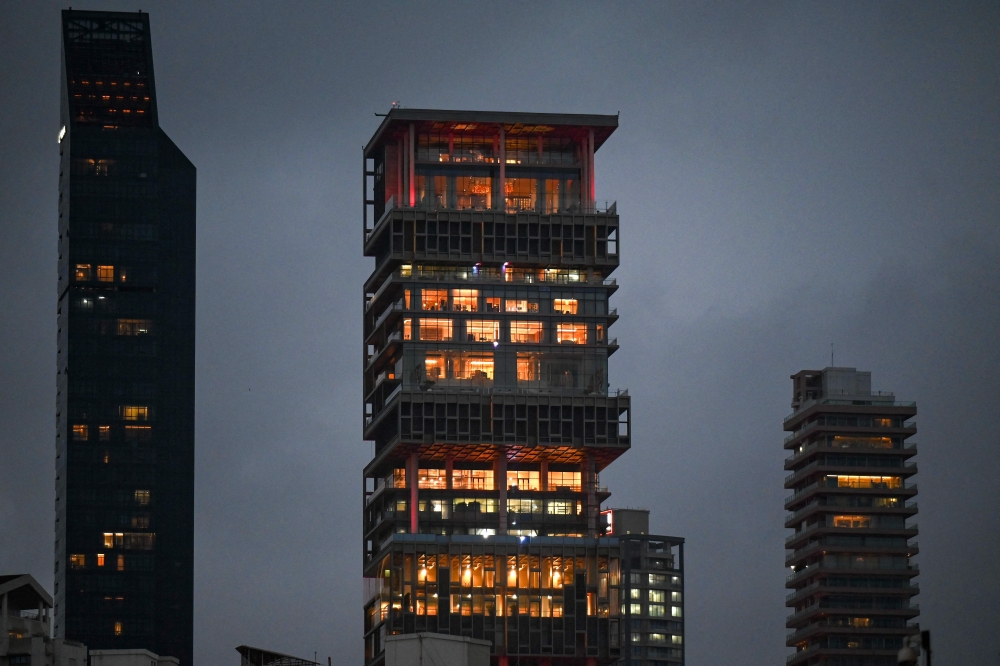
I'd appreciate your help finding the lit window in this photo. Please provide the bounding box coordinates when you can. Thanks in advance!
[121,406,149,421]
[117,554,125,570]
[829,475,902,489]
[423,353,445,380]
[506,299,538,313]
[114,621,123,636]
[452,497,498,513]
[648,633,666,643]
[103,533,115,548]
[631,633,642,643]
[672,576,681,586]
[97,265,114,282]
[557,323,587,344]
[485,297,501,312]
[596,324,605,342]
[453,354,494,380]
[553,299,578,314]
[516,353,538,381]
[134,490,150,506]
[545,500,575,515]
[116,319,152,335]
[629,603,642,615]
[125,425,151,441]
[451,289,479,312]
[833,515,871,528]
[649,604,665,617]
[418,468,447,489]
[72,424,89,441]
[418,318,452,341]
[403,318,412,340]
[547,471,581,491]
[649,590,665,603]
[671,606,682,618]
[392,468,406,488]
[99,425,111,441]
[466,320,500,342]
[69,554,86,569]
[506,470,540,491]
[452,469,494,490]
[97,553,105,567]
[629,589,641,600]
[510,321,543,343]
[672,635,683,645]
[421,289,448,311]
[74,264,92,281]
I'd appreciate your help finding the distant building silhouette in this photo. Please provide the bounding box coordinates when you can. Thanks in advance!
[56,11,195,664]
[784,368,919,666]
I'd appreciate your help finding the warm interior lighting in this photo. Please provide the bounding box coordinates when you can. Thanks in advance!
[418,318,452,341]
[417,468,447,490]
[121,405,149,421]
[421,289,448,311]
[114,621,122,636]
[510,321,543,343]
[506,299,539,313]
[72,424,89,441]
[96,265,114,282]
[97,553,105,567]
[451,289,479,312]
[557,323,587,344]
[507,470,541,491]
[829,475,903,489]
[553,299,578,314]
[74,264,92,281]
[452,469,494,490]
[116,319,152,335]
[466,320,499,342]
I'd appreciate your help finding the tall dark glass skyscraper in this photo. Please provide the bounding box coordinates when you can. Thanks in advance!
[56,11,195,664]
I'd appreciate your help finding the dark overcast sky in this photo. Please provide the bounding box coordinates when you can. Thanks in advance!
[1,2,998,665]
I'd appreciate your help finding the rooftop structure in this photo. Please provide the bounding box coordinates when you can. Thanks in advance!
[0,574,87,666]
[235,646,319,666]
[57,11,195,663]
[784,368,919,666]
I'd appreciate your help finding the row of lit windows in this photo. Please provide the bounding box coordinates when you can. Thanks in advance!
[403,318,599,344]
[393,468,582,492]
[74,263,128,283]
[629,589,682,603]
[72,424,151,441]
[416,289,584,315]
[69,553,125,570]
[824,475,904,489]
[630,573,681,587]
[405,498,583,516]
[101,532,155,550]
[628,603,682,618]
[631,633,683,645]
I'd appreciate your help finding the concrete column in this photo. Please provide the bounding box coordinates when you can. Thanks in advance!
[446,457,454,490]
[498,128,506,212]
[496,456,507,535]
[580,136,588,209]
[408,453,419,533]
[408,123,416,207]
[540,461,548,492]
[588,127,596,204]
[396,138,403,206]
[586,454,597,537]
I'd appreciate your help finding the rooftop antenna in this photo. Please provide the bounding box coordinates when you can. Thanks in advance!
[830,343,834,367]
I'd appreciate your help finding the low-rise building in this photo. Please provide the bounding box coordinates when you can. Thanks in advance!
[0,574,86,666]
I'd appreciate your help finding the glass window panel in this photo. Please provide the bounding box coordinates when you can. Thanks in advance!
[466,320,500,342]
[557,323,587,344]
[553,299,578,314]
[451,289,479,312]
[510,321,543,343]
[421,289,448,312]
[419,318,453,341]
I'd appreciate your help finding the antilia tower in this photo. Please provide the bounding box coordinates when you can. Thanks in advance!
[360,109,654,666]
[784,368,919,666]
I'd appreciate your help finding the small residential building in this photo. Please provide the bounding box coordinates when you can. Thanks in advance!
[0,574,86,666]
[604,510,684,666]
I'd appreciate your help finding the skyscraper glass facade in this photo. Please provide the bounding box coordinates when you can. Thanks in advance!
[56,11,195,664]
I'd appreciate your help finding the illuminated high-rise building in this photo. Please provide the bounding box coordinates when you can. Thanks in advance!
[784,368,919,666]
[56,11,195,664]
[360,109,682,666]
